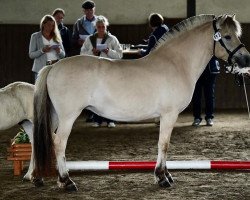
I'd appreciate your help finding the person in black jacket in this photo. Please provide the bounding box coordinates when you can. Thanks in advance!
[71,0,97,55]
[140,13,169,56]
[192,56,220,126]
[52,8,71,57]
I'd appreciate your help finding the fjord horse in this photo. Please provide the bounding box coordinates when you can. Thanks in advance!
[32,15,250,191]
[0,82,34,180]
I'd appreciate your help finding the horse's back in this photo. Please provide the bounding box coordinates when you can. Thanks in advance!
[8,82,34,120]
[1,82,34,101]
[0,82,34,129]
[47,55,101,91]
[47,55,155,97]
[14,82,34,119]
[47,55,132,93]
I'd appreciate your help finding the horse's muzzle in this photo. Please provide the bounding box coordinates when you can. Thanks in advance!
[232,53,250,68]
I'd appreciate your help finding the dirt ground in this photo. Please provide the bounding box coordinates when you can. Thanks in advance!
[0,110,249,200]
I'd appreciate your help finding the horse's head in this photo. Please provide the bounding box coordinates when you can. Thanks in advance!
[213,14,250,74]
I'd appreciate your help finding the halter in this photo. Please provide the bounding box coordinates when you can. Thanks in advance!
[212,19,245,70]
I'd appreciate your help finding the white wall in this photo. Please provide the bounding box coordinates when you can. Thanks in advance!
[0,0,249,24]
[0,0,186,24]
[196,0,250,23]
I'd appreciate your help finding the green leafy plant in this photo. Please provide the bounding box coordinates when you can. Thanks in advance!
[12,129,30,145]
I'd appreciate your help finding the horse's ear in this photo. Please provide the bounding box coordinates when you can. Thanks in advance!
[232,14,236,20]
[217,14,228,28]
[222,14,228,21]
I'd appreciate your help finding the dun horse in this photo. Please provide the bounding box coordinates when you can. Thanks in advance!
[0,82,34,180]
[32,15,250,191]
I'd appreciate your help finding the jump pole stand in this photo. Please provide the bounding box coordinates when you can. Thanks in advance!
[66,160,250,171]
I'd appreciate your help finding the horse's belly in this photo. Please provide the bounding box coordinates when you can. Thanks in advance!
[88,102,159,122]
[0,116,22,130]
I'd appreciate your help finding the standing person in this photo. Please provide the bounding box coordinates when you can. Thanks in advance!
[72,0,97,55]
[139,13,169,56]
[192,56,220,126]
[73,0,97,122]
[29,15,65,81]
[81,15,123,127]
[139,13,169,126]
[52,8,71,57]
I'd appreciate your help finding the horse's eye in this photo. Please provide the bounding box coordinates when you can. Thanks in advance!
[224,35,231,40]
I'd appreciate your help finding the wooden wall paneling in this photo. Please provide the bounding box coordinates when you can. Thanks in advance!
[1,22,250,109]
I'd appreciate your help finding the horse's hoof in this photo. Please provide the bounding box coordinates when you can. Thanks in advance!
[166,173,174,184]
[32,178,44,187]
[22,177,30,182]
[58,175,78,192]
[155,167,173,187]
[158,178,171,188]
[22,174,32,182]
[65,182,78,192]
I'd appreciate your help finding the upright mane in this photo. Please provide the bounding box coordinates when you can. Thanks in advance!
[154,14,215,50]
[0,82,32,92]
[154,14,242,51]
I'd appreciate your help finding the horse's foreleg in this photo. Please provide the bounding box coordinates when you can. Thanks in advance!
[20,120,34,181]
[155,112,178,187]
[22,120,44,186]
[54,117,78,191]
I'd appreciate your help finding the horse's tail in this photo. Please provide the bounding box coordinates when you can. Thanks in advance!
[33,65,55,177]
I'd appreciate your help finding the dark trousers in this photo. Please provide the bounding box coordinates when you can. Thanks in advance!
[33,72,38,83]
[192,68,217,120]
[93,113,113,124]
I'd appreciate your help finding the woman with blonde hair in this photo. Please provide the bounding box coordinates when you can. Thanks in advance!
[29,15,65,80]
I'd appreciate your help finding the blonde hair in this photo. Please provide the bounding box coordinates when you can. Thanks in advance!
[95,15,109,27]
[40,15,62,43]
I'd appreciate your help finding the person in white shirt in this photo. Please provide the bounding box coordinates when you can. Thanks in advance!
[81,15,123,127]
[81,16,122,59]
[29,15,65,81]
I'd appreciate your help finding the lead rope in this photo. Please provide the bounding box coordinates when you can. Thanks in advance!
[242,75,250,119]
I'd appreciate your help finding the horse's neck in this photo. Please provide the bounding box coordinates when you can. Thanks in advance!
[152,21,214,84]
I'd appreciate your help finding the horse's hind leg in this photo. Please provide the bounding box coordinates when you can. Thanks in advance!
[155,112,178,187]
[54,113,80,191]
[31,109,58,186]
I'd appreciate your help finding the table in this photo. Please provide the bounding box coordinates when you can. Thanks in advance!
[122,49,141,59]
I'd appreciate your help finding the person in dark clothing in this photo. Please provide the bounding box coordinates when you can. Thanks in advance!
[139,13,169,126]
[52,8,71,57]
[140,13,169,56]
[71,0,97,55]
[192,56,220,126]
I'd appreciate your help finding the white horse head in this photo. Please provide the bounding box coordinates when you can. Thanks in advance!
[214,14,250,74]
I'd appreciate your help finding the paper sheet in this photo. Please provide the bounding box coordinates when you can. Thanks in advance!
[50,44,60,49]
[79,34,89,40]
[96,44,107,51]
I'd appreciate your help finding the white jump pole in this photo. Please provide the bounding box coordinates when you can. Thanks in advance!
[66,160,250,171]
